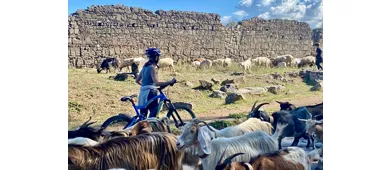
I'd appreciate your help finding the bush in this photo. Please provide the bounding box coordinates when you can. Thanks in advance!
[209,120,236,130]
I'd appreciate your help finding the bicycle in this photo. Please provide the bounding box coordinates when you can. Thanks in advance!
[101,81,196,130]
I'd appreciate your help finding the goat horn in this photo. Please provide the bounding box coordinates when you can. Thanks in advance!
[244,163,254,170]
[315,120,323,125]
[222,153,245,166]
[80,116,92,128]
[218,150,228,165]
[251,100,258,112]
[254,102,270,111]
[194,119,216,133]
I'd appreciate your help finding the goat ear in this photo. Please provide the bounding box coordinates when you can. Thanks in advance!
[197,127,211,154]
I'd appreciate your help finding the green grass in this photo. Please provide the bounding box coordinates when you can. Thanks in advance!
[68,64,322,129]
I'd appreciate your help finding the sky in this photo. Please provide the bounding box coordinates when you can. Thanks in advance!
[68,0,322,29]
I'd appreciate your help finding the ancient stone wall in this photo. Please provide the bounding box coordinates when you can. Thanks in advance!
[68,4,314,68]
[312,28,323,48]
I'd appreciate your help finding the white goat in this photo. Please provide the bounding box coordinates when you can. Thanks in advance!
[68,137,99,146]
[239,58,252,73]
[191,61,201,67]
[293,58,302,67]
[118,57,145,72]
[176,119,278,170]
[158,57,175,73]
[200,118,273,137]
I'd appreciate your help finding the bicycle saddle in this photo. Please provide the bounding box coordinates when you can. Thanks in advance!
[120,94,137,102]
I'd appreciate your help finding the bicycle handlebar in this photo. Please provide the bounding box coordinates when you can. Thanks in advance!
[158,79,177,91]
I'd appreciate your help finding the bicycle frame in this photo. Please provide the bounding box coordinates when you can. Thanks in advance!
[124,88,185,129]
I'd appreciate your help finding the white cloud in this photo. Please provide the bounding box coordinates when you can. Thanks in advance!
[221,16,233,25]
[236,0,323,28]
[239,0,254,7]
[233,10,249,19]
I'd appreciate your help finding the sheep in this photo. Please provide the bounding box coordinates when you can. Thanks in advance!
[270,111,313,149]
[97,57,120,73]
[293,58,302,67]
[68,132,184,170]
[248,101,272,123]
[298,56,316,68]
[158,57,175,73]
[277,62,287,68]
[193,58,206,63]
[215,146,311,170]
[68,137,99,146]
[213,59,225,67]
[224,58,232,67]
[191,61,201,67]
[176,119,278,170]
[251,57,271,68]
[271,54,294,67]
[199,59,212,69]
[239,58,252,73]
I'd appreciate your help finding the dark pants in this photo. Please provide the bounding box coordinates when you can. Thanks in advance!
[316,57,323,70]
[140,89,159,118]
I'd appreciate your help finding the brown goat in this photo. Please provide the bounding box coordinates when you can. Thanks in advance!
[68,132,183,170]
[215,147,310,170]
[126,117,171,136]
[302,119,323,144]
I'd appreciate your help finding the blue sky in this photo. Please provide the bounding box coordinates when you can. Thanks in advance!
[68,0,323,28]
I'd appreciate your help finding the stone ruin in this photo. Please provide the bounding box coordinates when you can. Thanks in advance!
[68,4,318,68]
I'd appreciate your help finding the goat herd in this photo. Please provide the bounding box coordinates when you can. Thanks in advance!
[68,100,324,170]
[95,54,318,74]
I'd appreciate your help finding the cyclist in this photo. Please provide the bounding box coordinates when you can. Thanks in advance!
[135,48,176,118]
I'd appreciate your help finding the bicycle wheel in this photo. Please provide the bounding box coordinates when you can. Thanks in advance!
[165,105,196,128]
[101,113,133,129]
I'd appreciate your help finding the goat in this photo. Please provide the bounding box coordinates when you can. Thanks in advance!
[248,101,272,123]
[271,111,313,149]
[213,59,225,67]
[158,58,175,73]
[276,101,296,111]
[298,56,316,68]
[125,117,171,136]
[176,119,278,170]
[118,57,146,72]
[299,119,323,148]
[251,57,271,68]
[215,146,311,170]
[97,57,120,73]
[68,137,99,146]
[68,132,184,170]
[224,58,232,67]
[68,117,104,142]
[191,61,201,67]
[277,101,323,120]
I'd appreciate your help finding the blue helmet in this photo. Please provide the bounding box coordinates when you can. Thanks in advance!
[145,48,161,58]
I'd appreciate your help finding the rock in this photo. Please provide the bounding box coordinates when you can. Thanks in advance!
[209,90,226,98]
[238,87,267,95]
[287,72,299,78]
[225,93,245,104]
[184,81,194,87]
[211,78,220,85]
[311,81,323,91]
[192,80,213,91]
[220,83,239,93]
[266,85,286,94]
[221,79,235,86]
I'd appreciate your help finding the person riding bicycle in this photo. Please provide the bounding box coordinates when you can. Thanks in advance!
[135,48,176,118]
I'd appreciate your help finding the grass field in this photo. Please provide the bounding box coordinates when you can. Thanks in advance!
[68,64,322,129]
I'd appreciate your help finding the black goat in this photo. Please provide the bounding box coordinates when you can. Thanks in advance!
[271,111,312,149]
[248,101,271,122]
[277,101,323,120]
[276,101,297,111]
[68,117,103,142]
[97,57,120,73]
